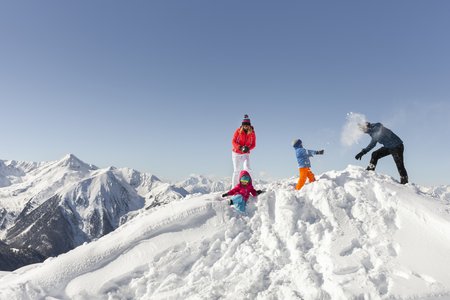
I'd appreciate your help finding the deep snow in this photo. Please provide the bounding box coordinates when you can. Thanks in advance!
[1,166,450,299]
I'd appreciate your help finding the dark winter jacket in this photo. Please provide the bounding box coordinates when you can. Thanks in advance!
[362,123,403,154]
[225,170,258,201]
[294,145,320,168]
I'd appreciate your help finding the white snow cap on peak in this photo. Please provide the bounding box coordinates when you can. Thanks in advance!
[58,153,97,171]
[62,153,79,162]
[341,112,367,147]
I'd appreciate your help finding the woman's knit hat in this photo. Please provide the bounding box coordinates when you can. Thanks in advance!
[242,114,251,126]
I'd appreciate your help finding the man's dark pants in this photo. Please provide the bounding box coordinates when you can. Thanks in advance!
[370,144,408,179]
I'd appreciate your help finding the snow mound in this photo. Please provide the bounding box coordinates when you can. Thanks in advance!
[1,166,450,299]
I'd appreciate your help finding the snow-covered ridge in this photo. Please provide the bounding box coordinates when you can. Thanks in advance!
[176,174,230,194]
[1,165,449,299]
[0,154,186,230]
[0,154,194,270]
[0,159,44,187]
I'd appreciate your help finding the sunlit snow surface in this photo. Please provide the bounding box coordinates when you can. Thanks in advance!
[1,165,450,299]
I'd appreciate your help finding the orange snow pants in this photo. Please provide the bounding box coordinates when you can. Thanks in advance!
[295,167,316,190]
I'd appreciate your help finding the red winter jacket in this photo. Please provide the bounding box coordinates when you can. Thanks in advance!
[226,170,258,202]
[232,127,256,154]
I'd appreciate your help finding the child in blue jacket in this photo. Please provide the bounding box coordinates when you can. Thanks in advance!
[292,139,324,190]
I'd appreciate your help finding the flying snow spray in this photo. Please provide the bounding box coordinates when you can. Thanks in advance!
[341,112,367,147]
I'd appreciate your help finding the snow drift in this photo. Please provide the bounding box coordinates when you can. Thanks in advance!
[1,166,449,299]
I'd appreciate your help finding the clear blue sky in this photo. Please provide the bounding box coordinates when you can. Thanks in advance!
[1,1,449,185]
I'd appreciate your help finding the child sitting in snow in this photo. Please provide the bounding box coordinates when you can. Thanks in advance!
[292,138,324,190]
[221,170,263,213]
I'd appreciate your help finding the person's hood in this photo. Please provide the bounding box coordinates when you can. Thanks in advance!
[239,170,252,183]
[292,139,303,148]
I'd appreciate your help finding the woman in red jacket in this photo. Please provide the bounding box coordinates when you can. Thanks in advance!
[231,114,256,187]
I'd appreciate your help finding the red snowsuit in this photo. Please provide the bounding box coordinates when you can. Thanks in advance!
[226,170,258,202]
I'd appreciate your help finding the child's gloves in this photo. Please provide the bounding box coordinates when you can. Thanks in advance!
[221,193,228,197]
[256,190,265,195]
[240,146,249,153]
[316,150,324,155]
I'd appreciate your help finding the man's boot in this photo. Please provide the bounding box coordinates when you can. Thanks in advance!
[366,163,376,171]
[400,176,408,184]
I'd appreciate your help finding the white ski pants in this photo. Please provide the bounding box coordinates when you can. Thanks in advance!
[232,152,252,187]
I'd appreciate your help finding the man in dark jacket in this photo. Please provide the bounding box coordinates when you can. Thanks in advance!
[355,122,408,184]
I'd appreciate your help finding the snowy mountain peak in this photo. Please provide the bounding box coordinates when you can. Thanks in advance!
[63,153,78,161]
[0,159,42,187]
[56,154,97,171]
[186,174,210,184]
[176,174,229,194]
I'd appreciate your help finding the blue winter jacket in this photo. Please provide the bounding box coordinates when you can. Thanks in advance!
[294,145,319,168]
[362,123,403,154]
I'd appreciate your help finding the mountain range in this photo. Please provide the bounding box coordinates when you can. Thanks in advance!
[0,154,224,271]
